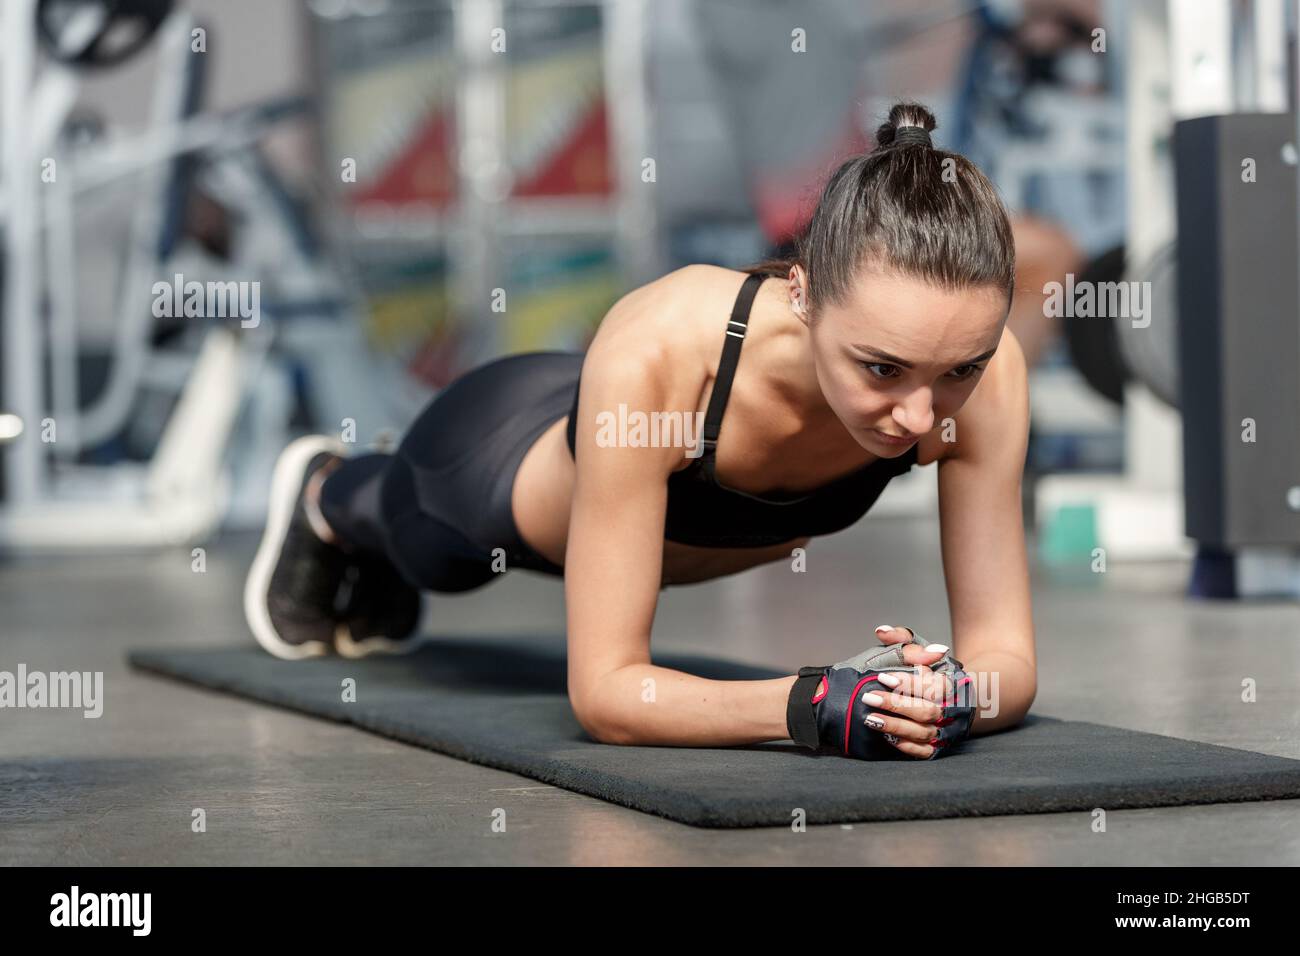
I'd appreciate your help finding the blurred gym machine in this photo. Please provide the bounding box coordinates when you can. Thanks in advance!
[0,0,384,552]
[952,1,1129,491]
[310,0,656,392]
[1036,0,1300,598]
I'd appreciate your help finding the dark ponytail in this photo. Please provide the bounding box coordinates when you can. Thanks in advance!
[744,102,1014,315]
[872,101,936,147]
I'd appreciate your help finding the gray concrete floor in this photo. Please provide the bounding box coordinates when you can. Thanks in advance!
[2,516,1298,865]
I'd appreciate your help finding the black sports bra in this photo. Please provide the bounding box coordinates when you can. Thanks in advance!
[564,273,919,548]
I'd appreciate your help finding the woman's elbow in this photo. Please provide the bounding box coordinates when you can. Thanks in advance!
[999,672,1037,727]
[1015,663,1038,719]
[971,666,1036,735]
[569,687,637,746]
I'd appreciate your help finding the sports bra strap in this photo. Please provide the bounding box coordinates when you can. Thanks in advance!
[701,273,766,454]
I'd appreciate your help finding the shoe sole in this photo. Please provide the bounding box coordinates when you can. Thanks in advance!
[243,434,347,661]
[333,612,430,660]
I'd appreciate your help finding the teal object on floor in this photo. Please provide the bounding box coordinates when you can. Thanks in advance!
[1041,503,1098,564]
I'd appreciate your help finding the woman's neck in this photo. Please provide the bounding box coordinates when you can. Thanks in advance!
[748,275,836,423]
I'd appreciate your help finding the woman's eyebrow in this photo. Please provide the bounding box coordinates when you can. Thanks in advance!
[850,345,998,369]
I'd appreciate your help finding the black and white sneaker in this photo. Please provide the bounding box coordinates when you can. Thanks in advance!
[243,435,351,660]
[333,556,425,659]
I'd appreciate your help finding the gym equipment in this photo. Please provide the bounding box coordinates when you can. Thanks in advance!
[1060,244,1129,406]
[2,4,251,550]
[1064,240,1180,412]
[37,0,173,68]
[697,3,979,247]
[1174,111,1300,553]
[0,0,387,551]
[128,638,1300,827]
[313,0,655,387]
[1035,0,1294,576]
[1116,240,1180,409]
[952,0,1126,255]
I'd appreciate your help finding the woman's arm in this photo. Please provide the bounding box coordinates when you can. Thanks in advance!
[563,330,796,747]
[935,326,1038,735]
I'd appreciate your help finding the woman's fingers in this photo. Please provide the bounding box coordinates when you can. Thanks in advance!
[879,627,947,668]
[900,642,949,667]
[863,711,937,756]
[865,632,953,760]
[876,625,950,670]
[886,736,937,760]
[876,625,950,665]
[861,690,942,728]
[873,624,913,645]
[882,669,954,702]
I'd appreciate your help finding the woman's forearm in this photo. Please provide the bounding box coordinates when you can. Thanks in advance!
[582,665,797,747]
[961,648,1037,736]
[578,649,1035,747]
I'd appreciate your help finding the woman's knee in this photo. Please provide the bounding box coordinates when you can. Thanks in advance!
[379,494,502,593]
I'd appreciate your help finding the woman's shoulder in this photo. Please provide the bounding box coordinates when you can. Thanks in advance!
[582,264,748,381]
[604,263,746,324]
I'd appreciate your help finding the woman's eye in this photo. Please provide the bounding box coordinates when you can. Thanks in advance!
[860,362,899,379]
[859,362,985,381]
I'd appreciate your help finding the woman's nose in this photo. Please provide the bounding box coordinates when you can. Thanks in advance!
[894,390,935,435]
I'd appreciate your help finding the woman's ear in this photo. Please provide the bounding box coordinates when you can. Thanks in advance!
[787,266,811,325]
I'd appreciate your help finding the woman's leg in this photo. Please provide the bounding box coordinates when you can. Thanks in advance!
[309,453,386,554]
[315,351,585,592]
[246,353,579,659]
[316,451,500,595]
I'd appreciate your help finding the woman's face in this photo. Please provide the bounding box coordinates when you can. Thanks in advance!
[796,267,1008,455]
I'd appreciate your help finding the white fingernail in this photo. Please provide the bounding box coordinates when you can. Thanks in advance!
[862,692,885,706]
[875,625,894,633]
[925,643,949,653]
[877,673,901,687]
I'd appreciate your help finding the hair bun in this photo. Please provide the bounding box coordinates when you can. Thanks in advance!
[875,102,938,149]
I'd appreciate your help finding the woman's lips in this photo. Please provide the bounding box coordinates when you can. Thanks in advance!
[871,428,916,446]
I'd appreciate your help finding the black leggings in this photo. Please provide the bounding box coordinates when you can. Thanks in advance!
[318,351,584,593]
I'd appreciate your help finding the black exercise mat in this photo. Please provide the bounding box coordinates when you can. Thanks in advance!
[128,638,1300,828]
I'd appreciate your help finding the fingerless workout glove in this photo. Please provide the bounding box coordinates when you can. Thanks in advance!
[787,632,976,760]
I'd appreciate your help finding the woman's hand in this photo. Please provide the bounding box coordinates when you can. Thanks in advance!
[787,626,975,760]
[869,625,957,760]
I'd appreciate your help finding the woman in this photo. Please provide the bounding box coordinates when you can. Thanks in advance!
[244,103,1036,762]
